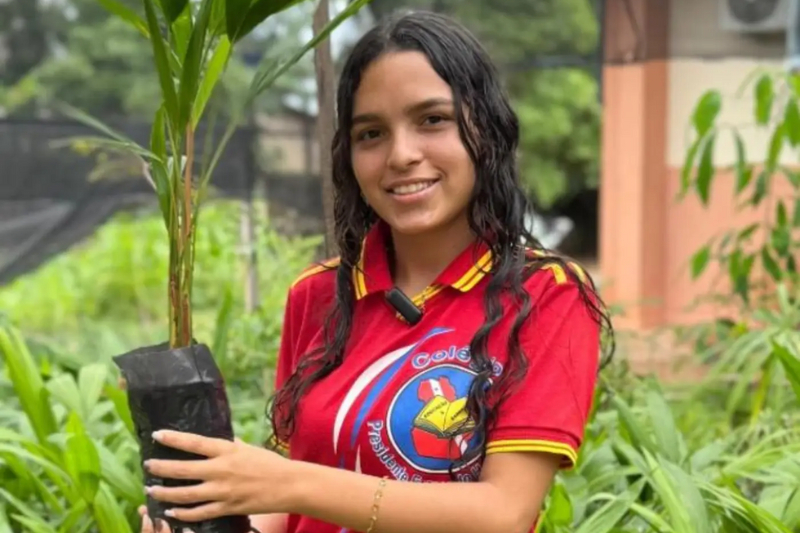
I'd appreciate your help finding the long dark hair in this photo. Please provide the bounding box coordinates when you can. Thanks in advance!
[269,10,614,477]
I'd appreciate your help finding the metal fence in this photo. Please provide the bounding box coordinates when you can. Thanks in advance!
[0,117,309,285]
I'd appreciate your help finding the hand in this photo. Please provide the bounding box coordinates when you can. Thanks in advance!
[144,430,295,523]
[138,505,171,533]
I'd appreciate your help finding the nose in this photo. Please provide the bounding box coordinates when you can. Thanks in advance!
[386,128,423,172]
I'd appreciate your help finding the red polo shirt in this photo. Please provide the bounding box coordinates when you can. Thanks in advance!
[274,222,600,533]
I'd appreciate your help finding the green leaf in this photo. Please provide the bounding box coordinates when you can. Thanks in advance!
[77,364,108,420]
[231,0,305,42]
[771,227,791,256]
[224,0,252,41]
[0,327,58,447]
[691,245,711,279]
[171,4,194,63]
[784,99,800,146]
[102,383,135,436]
[766,124,785,171]
[143,0,180,129]
[728,249,754,303]
[574,479,646,533]
[646,387,683,463]
[177,0,214,129]
[761,247,782,281]
[733,131,752,195]
[773,341,800,404]
[64,415,101,503]
[158,0,190,24]
[755,74,774,125]
[786,168,800,189]
[696,134,715,205]
[752,170,770,205]
[544,481,572,527]
[59,104,143,146]
[49,136,156,160]
[45,374,84,420]
[681,135,703,197]
[92,484,134,533]
[777,200,788,226]
[192,35,232,129]
[150,107,172,226]
[97,0,149,37]
[95,441,142,503]
[247,0,373,101]
[692,90,722,136]
[0,488,58,533]
[610,394,655,454]
[211,285,234,360]
[788,254,798,274]
[209,0,227,35]
[793,198,800,227]
[737,222,759,242]
[662,460,713,533]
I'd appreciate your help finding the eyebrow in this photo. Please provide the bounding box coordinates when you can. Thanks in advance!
[351,97,453,126]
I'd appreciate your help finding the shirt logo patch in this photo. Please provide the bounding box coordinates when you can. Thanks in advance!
[386,364,480,474]
[334,327,504,483]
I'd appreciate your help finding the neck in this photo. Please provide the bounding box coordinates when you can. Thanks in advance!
[390,215,475,297]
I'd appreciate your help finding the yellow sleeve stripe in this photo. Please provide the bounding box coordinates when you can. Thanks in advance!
[527,248,590,285]
[486,439,578,466]
[541,263,567,285]
[354,245,368,299]
[290,258,340,289]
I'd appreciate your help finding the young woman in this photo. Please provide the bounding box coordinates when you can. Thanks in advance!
[139,10,612,533]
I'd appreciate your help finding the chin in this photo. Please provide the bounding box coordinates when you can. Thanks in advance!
[383,215,442,236]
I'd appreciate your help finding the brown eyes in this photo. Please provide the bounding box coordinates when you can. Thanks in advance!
[353,114,451,143]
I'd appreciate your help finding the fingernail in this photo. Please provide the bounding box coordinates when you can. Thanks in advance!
[152,431,163,441]
[154,518,167,532]
[143,460,151,471]
[164,509,175,518]
[144,486,152,495]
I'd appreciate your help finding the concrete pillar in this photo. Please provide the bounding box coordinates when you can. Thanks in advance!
[599,0,671,330]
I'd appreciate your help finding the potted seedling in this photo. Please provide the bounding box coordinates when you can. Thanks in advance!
[64,0,371,531]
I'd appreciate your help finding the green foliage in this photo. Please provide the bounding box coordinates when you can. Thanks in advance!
[678,70,800,429]
[0,326,139,533]
[0,0,316,118]
[58,0,370,349]
[0,201,318,440]
[1,202,799,530]
[682,72,800,308]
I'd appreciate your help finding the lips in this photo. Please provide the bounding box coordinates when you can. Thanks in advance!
[387,179,439,196]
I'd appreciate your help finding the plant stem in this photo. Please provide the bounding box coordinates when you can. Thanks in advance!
[180,123,196,347]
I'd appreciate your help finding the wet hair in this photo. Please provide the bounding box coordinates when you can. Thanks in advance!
[269,10,614,478]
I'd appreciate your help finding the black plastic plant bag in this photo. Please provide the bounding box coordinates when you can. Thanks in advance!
[114,342,251,533]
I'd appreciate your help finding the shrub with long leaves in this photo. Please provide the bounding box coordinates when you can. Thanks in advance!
[67,0,371,349]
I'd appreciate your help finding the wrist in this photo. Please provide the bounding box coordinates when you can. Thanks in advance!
[278,457,314,515]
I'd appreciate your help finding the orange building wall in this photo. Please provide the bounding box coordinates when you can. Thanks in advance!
[599,0,794,337]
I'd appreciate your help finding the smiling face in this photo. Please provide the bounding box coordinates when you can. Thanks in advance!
[349,51,476,237]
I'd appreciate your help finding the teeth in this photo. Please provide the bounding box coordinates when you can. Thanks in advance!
[391,181,435,195]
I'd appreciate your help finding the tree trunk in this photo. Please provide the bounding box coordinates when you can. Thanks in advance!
[313,0,337,257]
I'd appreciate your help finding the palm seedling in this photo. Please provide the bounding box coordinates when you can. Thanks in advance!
[64,0,372,531]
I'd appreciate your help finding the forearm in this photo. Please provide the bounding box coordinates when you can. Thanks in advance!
[287,461,527,533]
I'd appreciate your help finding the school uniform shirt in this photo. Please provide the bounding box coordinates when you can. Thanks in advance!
[273,221,601,533]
